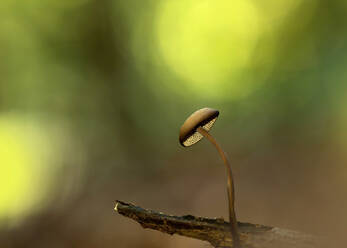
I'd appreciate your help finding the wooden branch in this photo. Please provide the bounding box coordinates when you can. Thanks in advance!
[114,200,324,248]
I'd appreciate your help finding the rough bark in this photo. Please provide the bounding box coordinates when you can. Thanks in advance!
[114,200,323,248]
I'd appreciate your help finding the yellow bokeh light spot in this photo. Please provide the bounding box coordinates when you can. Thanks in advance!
[0,114,57,223]
[156,0,261,98]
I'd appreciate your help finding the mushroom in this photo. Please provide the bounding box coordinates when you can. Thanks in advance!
[179,108,240,247]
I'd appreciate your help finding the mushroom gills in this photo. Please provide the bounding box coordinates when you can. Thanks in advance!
[182,117,217,146]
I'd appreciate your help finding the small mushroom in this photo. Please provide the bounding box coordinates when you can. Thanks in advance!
[179,107,240,247]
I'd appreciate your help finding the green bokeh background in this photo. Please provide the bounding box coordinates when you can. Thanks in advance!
[1,0,346,247]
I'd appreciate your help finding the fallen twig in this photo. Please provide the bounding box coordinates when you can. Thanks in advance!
[114,200,322,248]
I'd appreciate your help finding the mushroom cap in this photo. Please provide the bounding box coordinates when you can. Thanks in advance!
[179,108,219,147]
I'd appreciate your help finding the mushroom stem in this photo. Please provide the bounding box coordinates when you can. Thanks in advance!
[197,127,240,248]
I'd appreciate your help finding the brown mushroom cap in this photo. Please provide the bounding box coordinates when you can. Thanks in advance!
[179,108,219,147]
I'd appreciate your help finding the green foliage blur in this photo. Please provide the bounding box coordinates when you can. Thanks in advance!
[1,0,347,247]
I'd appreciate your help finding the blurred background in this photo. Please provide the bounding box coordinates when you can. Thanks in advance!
[0,0,346,247]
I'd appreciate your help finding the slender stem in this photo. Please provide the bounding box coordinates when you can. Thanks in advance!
[197,127,240,247]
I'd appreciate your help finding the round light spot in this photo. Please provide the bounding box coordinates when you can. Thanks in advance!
[156,0,261,98]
